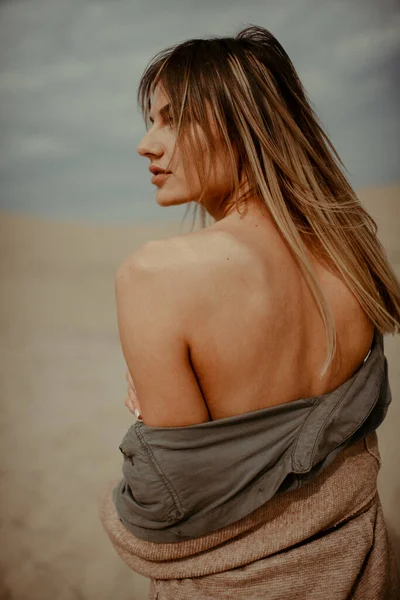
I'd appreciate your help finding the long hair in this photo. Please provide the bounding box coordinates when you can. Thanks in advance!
[137,24,400,376]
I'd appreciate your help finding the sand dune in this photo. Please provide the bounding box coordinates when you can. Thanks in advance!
[0,184,399,599]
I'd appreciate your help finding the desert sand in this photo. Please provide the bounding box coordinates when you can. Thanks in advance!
[0,184,399,599]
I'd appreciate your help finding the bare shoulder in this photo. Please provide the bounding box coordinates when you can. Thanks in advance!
[117,228,249,281]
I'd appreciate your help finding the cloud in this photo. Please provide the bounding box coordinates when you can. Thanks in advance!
[0,0,398,223]
[6,133,75,160]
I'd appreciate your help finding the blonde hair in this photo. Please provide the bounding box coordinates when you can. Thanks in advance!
[137,24,400,376]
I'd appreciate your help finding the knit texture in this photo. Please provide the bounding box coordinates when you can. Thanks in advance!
[99,432,400,599]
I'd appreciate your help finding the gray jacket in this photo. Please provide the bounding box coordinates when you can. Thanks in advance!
[113,326,391,543]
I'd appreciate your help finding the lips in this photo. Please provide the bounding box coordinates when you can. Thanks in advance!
[149,165,172,175]
[151,172,171,185]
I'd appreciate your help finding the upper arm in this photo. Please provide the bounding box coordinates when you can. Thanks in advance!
[114,241,210,428]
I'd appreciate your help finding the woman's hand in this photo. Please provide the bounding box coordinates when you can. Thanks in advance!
[125,369,142,420]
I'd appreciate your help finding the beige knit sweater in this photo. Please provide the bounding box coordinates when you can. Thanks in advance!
[100,432,399,599]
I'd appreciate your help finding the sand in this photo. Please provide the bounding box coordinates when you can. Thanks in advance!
[0,185,399,599]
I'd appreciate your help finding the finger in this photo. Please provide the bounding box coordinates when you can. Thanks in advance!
[124,397,136,415]
[134,409,142,420]
[127,386,141,412]
[126,370,135,389]
[128,385,139,402]
[125,396,142,419]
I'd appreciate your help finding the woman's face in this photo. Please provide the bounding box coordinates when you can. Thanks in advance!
[137,84,236,220]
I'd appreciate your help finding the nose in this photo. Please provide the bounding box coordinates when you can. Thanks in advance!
[137,130,164,159]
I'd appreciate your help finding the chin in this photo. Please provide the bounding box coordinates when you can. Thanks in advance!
[155,191,192,207]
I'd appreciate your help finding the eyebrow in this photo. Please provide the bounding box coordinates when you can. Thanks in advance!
[149,102,171,124]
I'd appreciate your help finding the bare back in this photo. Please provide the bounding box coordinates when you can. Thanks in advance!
[185,213,375,421]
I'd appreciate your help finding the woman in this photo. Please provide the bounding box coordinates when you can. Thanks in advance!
[101,25,400,599]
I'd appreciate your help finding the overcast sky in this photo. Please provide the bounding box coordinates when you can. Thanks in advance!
[0,0,399,225]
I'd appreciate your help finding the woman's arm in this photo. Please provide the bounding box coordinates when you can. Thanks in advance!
[115,240,210,428]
